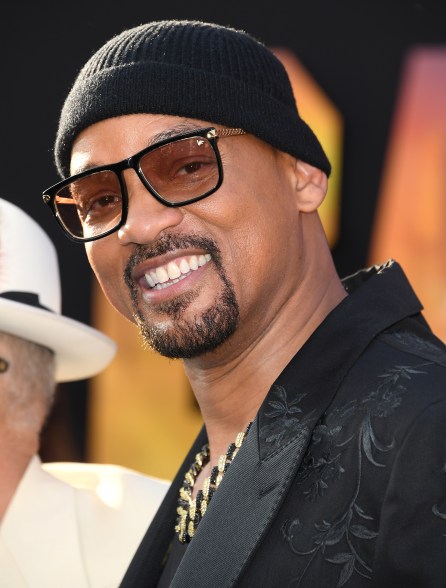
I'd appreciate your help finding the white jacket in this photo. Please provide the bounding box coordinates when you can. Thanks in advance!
[0,455,169,588]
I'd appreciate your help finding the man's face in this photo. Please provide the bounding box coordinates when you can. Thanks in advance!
[71,114,307,361]
[0,332,55,433]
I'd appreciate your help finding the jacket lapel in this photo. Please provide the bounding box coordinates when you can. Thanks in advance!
[0,456,88,588]
[170,417,310,588]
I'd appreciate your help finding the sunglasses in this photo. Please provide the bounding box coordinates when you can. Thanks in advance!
[42,126,246,243]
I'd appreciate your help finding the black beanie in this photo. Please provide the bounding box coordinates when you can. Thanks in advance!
[55,20,331,178]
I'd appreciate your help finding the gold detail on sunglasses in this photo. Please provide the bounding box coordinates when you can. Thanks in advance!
[208,128,247,139]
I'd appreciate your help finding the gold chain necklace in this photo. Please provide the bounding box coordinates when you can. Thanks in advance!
[175,421,252,543]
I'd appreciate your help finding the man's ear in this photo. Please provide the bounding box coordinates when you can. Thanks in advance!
[293,160,328,212]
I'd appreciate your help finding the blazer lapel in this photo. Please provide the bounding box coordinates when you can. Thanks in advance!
[0,456,88,588]
[170,417,311,588]
[0,541,29,587]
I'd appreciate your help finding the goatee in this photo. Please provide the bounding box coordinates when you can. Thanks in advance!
[124,234,239,358]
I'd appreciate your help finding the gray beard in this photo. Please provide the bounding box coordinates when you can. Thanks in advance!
[124,235,239,359]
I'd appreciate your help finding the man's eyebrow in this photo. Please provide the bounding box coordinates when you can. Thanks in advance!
[147,123,206,146]
[73,123,207,174]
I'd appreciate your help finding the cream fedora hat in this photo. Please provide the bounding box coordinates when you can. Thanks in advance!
[0,198,116,382]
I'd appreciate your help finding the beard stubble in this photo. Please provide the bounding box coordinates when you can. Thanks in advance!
[124,234,239,359]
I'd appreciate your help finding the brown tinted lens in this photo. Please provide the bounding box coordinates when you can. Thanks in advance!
[139,136,219,202]
[54,171,122,239]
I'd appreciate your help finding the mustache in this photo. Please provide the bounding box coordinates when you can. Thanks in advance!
[123,234,222,287]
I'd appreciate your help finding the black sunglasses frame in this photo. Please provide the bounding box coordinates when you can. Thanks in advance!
[42,127,245,243]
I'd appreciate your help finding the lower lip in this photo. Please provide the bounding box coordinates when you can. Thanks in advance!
[140,263,209,303]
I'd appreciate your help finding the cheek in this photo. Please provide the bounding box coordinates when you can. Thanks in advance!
[230,208,299,287]
[200,183,300,296]
[221,173,299,253]
[85,242,134,320]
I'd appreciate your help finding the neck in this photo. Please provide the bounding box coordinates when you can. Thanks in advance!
[184,228,346,463]
[0,428,37,521]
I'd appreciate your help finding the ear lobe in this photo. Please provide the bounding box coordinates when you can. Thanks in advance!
[294,160,328,212]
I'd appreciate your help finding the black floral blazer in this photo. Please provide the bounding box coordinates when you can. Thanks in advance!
[120,261,446,588]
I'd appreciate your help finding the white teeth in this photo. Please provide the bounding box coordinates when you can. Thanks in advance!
[156,266,169,283]
[145,273,155,288]
[167,261,181,280]
[144,253,212,290]
[179,259,190,274]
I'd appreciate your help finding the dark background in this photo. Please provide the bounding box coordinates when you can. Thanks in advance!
[2,0,444,460]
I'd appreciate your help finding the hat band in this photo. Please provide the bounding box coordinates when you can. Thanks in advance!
[0,291,52,311]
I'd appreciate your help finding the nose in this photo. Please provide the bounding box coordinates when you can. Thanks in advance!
[117,170,184,245]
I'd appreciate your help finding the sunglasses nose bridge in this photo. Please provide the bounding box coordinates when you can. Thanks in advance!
[122,154,139,179]
[120,154,149,195]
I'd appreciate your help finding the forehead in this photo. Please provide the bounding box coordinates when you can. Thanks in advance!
[0,332,28,362]
[70,114,218,174]
[0,331,17,347]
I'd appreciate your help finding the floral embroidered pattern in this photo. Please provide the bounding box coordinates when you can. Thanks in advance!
[260,385,315,452]
[382,330,446,367]
[281,362,431,587]
[296,400,355,502]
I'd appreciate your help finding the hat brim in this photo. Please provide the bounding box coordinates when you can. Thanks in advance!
[0,297,116,382]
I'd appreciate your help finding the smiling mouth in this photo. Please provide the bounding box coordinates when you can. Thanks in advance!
[144,254,212,290]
